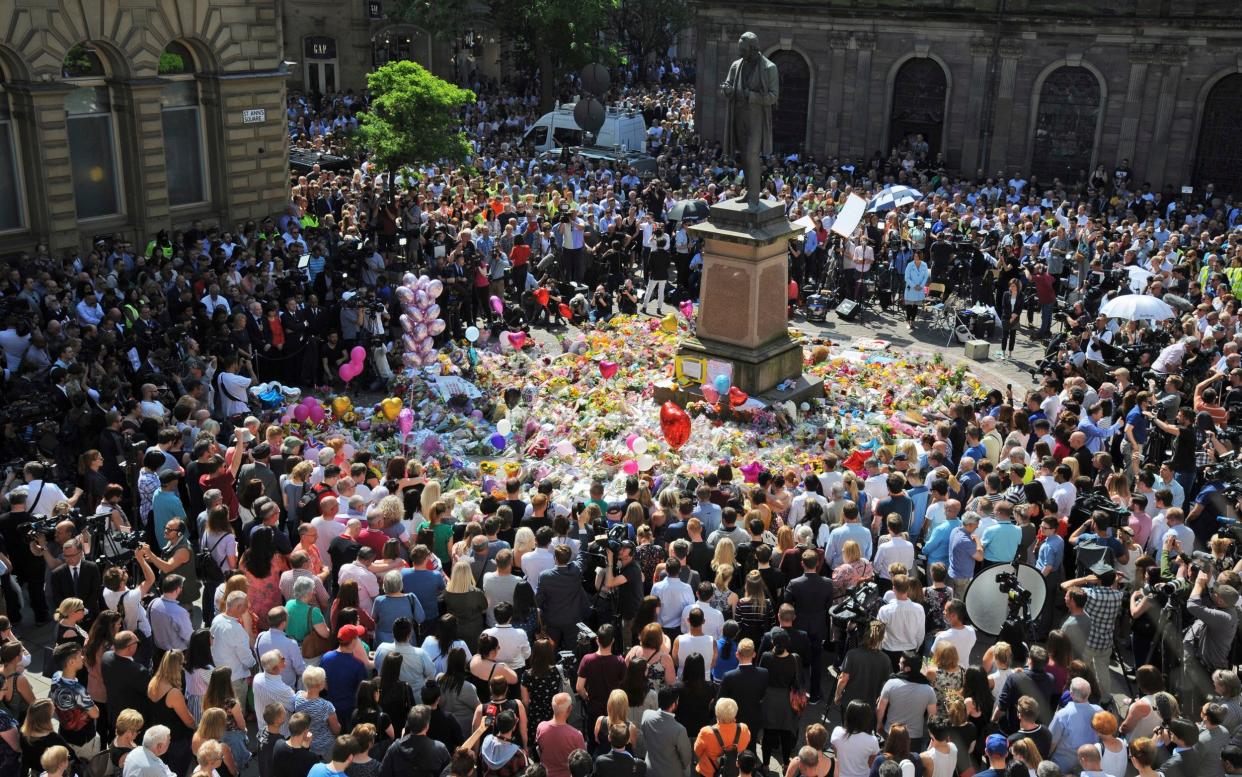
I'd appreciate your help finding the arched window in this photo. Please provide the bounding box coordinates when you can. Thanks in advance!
[0,68,24,232]
[371,28,430,69]
[769,50,810,155]
[889,58,947,160]
[1193,74,1242,194]
[160,42,208,206]
[1030,66,1101,184]
[63,44,121,220]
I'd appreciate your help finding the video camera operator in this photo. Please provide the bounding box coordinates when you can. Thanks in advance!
[599,540,642,651]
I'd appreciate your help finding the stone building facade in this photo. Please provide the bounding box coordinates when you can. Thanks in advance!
[0,0,290,256]
[694,0,1242,195]
[281,0,500,94]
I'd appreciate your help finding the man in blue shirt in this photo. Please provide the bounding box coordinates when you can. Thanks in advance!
[1077,403,1119,454]
[1034,516,1065,636]
[307,735,354,777]
[962,426,986,464]
[1048,678,1102,770]
[906,470,930,540]
[872,473,914,534]
[1069,514,1128,565]
[922,500,962,577]
[948,513,984,598]
[1122,391,1152,476]
[401,545,446,622]
[981,501,1023,565]
[827,502,872,569]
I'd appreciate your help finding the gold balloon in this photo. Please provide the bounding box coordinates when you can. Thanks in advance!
[331,396,353,417]
[660,313,677,332]
[381,397,404,421]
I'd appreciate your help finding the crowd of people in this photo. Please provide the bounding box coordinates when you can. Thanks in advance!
[0,51,1241,777]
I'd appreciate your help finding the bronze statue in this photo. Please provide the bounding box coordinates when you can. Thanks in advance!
[720,32,779,210]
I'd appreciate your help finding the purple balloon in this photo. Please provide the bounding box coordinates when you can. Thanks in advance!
[428,319,446,336]
[426,279,444,299]
[400,314,416,334]
[489,433,506,450]
[415,290,429,308]
[425,303,440,321]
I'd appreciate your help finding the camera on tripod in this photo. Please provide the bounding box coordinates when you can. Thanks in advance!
[593,523,631,554]
[997,572,1032,608]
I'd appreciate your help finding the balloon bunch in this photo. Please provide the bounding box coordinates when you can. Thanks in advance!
[396,274,446,369]
[699,373,748,412]
[338,346,366,384]
[289,396,326,424]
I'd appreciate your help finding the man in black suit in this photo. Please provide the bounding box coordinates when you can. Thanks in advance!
[593,721,647,777]
[783,549,833,702]
[49,537,102,624]
[758,603,812,673]
[101,631,151,724]
[1160,718,1202,777]
[718,640,769,754]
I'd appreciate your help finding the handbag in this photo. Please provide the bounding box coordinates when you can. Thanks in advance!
[789,686,808,717]
[299,604,334,659]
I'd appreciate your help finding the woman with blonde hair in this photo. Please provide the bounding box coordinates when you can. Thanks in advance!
[831,540,874,601]
[591,688,637,756]
[444,559,488,649]
[451,522,482,563]
[295,666,340,756]
[623,502,646,539]
[711,538,736,574]
[190,738,225,777]
[925,640,965,715]
[1105,472,1132,507]
[710,562,739,616]
[53,597,88,648]
[775,525,795,556]
[512,526,536,571]
[19,700,66,777]
[146,650,195,775]
[192,711,237,777]
[946,697,977,777]
[1060,457,1080,482]
[282,460,315,526]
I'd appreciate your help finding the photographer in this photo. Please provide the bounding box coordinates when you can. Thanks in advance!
[600,540,643,650]
[1060,562,1125,697]
[1182,568,1239,711]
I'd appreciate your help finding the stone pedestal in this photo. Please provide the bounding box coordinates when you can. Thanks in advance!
[679,198,804,396]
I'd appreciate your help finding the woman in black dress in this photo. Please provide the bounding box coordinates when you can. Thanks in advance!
[673,653,717,739]
[759,630,803,769]
[351,679,395,743]
[145,650,196,777]
[520,638,561,746]
[377,654,415,732]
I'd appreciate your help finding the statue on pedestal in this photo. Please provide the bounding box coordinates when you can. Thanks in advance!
[719,32,779,210]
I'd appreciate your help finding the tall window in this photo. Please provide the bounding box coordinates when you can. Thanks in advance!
[372,28,429,68]
[770,51,810,155]
[303,36,338,94]
[1193,74,1242,195]
[0,74,23,231]
[159,42,207,207]
[64,45,121,220]
[889,58,947,160]
[1030,67,1101,184]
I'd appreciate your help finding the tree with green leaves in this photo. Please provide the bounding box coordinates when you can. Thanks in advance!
[609,0,690,73]
[354,60,475,178]
[396,0,619,111]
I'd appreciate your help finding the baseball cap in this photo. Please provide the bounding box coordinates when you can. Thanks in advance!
[985,734,1009,755]
[337,625,365,643]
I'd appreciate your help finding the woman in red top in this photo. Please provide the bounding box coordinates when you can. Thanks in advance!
[261,302,285,382]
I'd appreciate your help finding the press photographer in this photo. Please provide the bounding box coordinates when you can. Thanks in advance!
[1182,568,1240,711]
[599,539,642,651]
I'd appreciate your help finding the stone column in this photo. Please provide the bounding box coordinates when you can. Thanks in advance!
[117,78,172,243]
[10,82,77,252]
[988,39,1023,173]
[214,73,289,223]
[1116,44,1159,167]
[823,32,851,159]
[848,32,876,160]
[1147,45,1187,188]
[958,37,993,175]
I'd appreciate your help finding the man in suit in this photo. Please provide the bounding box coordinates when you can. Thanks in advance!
[536,544,591,649]
[239,444,281,514]
[1159,718,1202,777]
[758,604,812,674]
[783,549,833,702]
[102,631,151,725]
[641,685,691,777]
[717,640,769,752]
[594,722,647,777]
[50,537,102,624]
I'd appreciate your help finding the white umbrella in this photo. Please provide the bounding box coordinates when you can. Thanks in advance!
[1099,294,1175,321]
[1126,265,1153,294]
[866,185,924,213]
[791,215,817,234]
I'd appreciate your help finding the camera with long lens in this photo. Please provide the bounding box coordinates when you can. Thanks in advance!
[592,523,631,554]
[1143,580,1179,606]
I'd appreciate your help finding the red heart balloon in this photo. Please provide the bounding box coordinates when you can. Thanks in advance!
[599,361,619,379]
[659,401,691,450]
[535,288,550,306]
[508,331,526,349]
[728,386,749,407]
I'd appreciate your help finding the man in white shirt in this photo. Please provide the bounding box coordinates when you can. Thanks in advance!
[932,599,977,663]
[1051,465,1077,518]
[211,590,256,702]
[337,545,381,615]
[682,583,724,639]
[254,608,306,689]
[876,574,926,661]
[18,461,82,516]
[310,497,347,559]
[521,529,557,593]
[862,458,890,505]
[199,285,231,316]
[102,552,156,648]
[651,557,695,639]
[373,618,437,694]
[817,455,844,496]
[481,602,531,672]
[251,649,296,734]
[873,515,916,581]
[75,291,105,326]
[213,354,251,419]
[787,474,829,528]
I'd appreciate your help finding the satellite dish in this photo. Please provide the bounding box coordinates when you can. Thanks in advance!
[580,63,610,96]
[573,97,606,137]
[962,562,1047,636]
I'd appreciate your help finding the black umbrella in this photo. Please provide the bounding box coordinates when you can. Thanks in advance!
[667,199,710,222]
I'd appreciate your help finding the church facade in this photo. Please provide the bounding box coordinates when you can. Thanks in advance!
[693,0,1242,195]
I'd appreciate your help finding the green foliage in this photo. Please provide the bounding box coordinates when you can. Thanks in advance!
[62,44,103,78]
[158,52,187,75]
[354,60,476,172]
[610,0,690,66]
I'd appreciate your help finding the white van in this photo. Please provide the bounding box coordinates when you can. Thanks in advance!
[522,103,648,153]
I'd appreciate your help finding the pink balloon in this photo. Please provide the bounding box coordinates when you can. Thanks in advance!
[401,352,420,368]
[307,403,325,423]
[424,304,440,322]
[625,433,639,451]
[395,287,415,306]
[426,280,444,299]
[414,324,429,340]
[400,314,416,334]
[428,319,446,336]
[350,346,366,365]
[293,405,310,422]
[701,384,719,404]
[490,296,503,315]
[508,331,526,349]
[622,459,639,475]
[403,334,419,353]
[398,408,414,435]
[339,363,358,383]
[301,396,317,407]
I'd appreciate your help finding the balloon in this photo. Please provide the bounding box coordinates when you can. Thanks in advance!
[554,440,575,456]
[395,286,415,305]
[415,290,429,308]
[331,396,353,417]
[679,299,694,319]
[399,314,415,334]
[424,304,440,322]
[490,295,504,315]
[637,453,655,471]
[631,436,648,455]
[625,433,639,451]
[293,404,310,422]
[414,324,429,340]
[489,433,507,450]
[339,363,357,383]
[659,401,691,450]
[465,326,480,343]
[496,419,512,436]
[397,408,414,435]
[418,274,430,285]
[534,288,550,307]
[428,319,446,336]
[350,346,366,364]
[426,279,444,299]
[559,303,573,319]
[701,384,719,404]
[622,459,639,475]
[660,313,677,332]
[713,374,731,395]
[381,397,403,421]
[402,273,418,287]
[508,331,526,349]
[599,361,618,379]
[728,386,749,407]
[307,402,325,424]
[401,352,420,368]
[741,461,763,483]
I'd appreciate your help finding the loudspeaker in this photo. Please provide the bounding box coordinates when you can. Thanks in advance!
[835,299,859,321]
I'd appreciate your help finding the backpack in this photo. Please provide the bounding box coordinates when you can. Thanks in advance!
[297,483,322,524]
[195,532,229,584]
[711,725,742,777]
